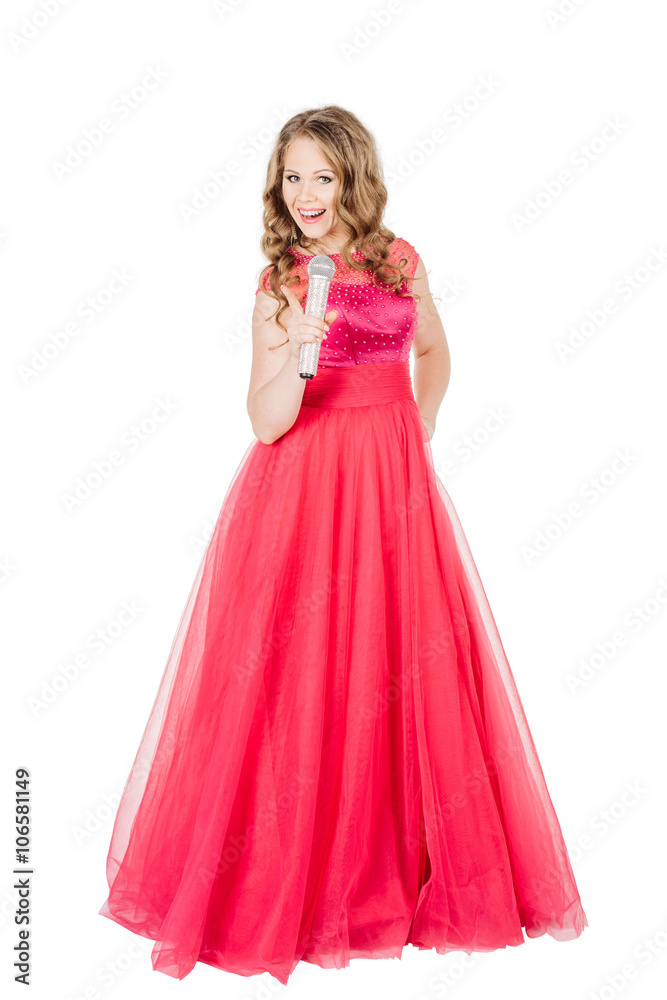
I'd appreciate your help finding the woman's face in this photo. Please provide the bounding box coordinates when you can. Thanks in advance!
[282,137,346,248]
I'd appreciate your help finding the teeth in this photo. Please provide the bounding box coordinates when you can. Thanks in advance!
[301,209,325,217]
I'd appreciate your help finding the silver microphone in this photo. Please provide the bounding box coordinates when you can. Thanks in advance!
[298,255,336,379]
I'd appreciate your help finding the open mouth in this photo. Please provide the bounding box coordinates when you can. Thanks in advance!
[298,208,326,224]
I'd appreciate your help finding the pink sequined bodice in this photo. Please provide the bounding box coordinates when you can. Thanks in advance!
[255,237,420,367]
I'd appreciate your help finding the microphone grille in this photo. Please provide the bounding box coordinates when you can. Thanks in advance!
[307,255,336,281]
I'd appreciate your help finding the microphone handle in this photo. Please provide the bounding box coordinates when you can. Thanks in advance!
[298,274,332,379]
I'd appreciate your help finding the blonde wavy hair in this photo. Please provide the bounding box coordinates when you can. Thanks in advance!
[256,105,419,348]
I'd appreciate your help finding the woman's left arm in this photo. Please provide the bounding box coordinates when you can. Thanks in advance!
[410,256,451,439]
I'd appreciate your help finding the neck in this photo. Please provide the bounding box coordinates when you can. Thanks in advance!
[297,238,359,256]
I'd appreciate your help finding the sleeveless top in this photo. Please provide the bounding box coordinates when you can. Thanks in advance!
[255,237,420,368]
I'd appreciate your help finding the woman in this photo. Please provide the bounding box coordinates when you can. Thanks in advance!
[99,105,588,985]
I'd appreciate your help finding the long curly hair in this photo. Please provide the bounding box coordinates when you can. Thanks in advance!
[256,105,419,348]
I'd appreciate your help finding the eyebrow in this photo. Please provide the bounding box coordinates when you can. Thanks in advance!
[283,167,335,174]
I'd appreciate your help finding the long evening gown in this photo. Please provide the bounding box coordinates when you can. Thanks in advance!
[98,236,587,984]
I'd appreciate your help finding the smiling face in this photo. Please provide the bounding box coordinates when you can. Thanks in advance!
[282,137,350,252]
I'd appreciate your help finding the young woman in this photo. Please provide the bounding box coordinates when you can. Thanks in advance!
[99,105,587,985]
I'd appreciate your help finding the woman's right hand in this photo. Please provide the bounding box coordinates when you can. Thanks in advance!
[281,284,338,361]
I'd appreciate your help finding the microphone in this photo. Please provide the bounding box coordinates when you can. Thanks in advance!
[298,255,336,379]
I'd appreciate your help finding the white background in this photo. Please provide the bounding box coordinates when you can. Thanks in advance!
[2,0,666,998]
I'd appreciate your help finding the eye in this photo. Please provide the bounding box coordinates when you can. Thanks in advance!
[284,175,333,183]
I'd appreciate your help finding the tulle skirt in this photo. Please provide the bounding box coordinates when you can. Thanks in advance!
[98,360,587,984]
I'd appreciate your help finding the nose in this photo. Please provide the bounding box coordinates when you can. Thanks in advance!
[298,180,320,201]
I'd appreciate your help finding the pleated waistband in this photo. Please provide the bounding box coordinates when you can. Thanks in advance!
[300,361,414,408]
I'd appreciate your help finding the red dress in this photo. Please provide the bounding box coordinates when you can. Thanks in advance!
[98,237,587,984]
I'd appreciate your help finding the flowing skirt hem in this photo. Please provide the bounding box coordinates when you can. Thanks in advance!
[99,893,587,985]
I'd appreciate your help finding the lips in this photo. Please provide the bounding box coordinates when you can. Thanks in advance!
[298,208,326,224]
